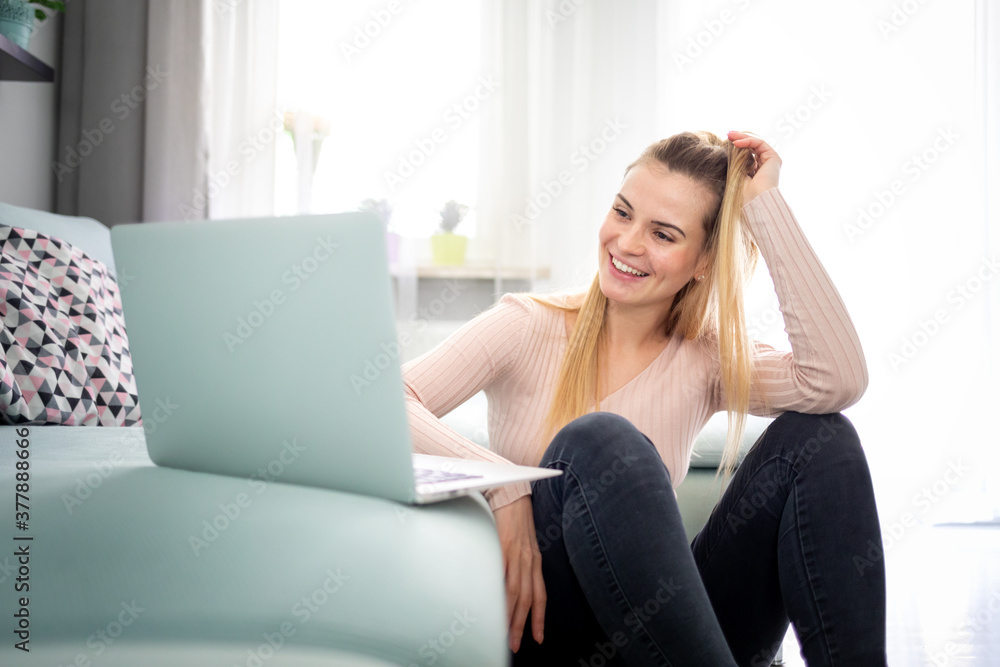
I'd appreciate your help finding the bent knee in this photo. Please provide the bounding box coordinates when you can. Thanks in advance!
[557,411,634,438]
[771,411,865,468]
[543,412,658,466]
[550,412,641,451]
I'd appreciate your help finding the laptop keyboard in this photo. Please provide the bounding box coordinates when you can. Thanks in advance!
[414,467,483,485]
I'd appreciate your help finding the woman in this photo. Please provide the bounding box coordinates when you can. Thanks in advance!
[402,130,886,665]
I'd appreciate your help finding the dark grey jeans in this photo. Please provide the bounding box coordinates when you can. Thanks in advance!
[510,411,887,666]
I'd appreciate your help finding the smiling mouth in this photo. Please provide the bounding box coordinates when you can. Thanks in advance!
[611,254,649,277]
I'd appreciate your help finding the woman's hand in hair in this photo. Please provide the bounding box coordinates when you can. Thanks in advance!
[494,494,546,653]
[727,130,782,205]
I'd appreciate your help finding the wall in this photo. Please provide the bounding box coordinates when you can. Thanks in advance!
[0,13,61,211]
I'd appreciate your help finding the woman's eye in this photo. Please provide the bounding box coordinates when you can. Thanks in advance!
[655,231,674,242]
[613,207,628,219]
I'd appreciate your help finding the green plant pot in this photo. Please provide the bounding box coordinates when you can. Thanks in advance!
[0,0,33,49]
[431,233,468,266]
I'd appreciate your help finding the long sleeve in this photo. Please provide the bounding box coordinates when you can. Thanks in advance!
[402,293,534,512]
[711,187,869,416]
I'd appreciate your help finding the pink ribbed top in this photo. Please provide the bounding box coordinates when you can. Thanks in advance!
[402,188,868,512]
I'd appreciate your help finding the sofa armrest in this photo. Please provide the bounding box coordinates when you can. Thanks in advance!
[0,426,508,666]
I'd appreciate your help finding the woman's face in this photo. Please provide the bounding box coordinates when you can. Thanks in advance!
[597,162,714,314]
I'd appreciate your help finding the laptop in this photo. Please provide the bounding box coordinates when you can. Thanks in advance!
[110,212,560,504]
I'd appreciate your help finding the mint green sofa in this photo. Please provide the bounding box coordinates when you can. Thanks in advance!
[0,203,509,666]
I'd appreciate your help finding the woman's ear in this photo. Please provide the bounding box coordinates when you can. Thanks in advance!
[694,253,711,283]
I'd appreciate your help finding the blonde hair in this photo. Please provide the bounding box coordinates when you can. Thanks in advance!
[529,130,771,480]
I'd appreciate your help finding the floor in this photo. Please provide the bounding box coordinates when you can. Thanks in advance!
[777,524,1000,666]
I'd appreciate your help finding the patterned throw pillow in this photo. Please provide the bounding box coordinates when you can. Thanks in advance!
[0,225,141,426]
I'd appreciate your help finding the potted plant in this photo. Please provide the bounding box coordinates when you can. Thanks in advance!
[431,200,469,266]
[0,0,64,50]
[359,198,398,265]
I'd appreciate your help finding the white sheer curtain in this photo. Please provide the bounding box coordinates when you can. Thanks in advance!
[479,0,661,288]
[205,0,279,220]
[977,0,1000,519]
[980,0,1000,405]
[143,0,209,222]
[143,0,278,222]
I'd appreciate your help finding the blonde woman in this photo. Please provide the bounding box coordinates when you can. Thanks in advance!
[403,130,886,665]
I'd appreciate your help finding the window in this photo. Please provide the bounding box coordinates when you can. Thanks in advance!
[275,1,484,241]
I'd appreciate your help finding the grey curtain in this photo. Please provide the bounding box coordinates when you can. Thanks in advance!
[55,0,208,225]
[55,0,149,224]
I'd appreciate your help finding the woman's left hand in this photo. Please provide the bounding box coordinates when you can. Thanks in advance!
[727,130,781,206]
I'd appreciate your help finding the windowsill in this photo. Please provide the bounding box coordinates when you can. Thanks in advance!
[390,263,550,281]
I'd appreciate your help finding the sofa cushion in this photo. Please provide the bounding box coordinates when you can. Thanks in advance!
[0,201,117,274]
[688,412,773,469]
[0,225,141,425]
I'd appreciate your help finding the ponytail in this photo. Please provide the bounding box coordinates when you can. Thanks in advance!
[711,140,767,480]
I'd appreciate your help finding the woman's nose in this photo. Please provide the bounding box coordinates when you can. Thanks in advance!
[618,223,644,255]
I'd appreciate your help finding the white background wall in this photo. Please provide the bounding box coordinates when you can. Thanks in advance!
[0,15,61,210]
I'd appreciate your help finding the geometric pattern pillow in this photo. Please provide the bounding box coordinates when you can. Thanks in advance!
[0,224,141,426]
